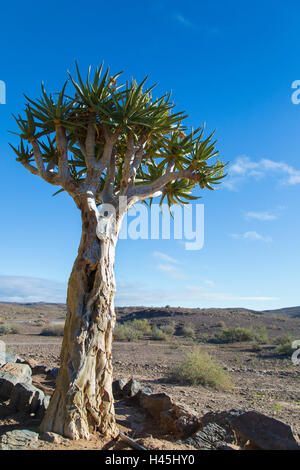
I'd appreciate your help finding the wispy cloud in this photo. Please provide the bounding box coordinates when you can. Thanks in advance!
[156,264,186,279]
[116,281,279,306]
[173,12,193,27]
[224,155,300,190]
[231,231,272,243]
[245,211,278,221]
[0,276,67,303]
[153,251,180,264]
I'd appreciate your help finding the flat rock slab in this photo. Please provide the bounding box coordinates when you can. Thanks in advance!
[0,429,39,450]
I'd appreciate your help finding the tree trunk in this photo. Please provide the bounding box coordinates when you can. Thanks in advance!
[40,194,118,440]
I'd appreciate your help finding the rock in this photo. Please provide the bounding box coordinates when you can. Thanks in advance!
[9,382,44,414]
[48,367,59,379]
[171,403,201,438]
[39,431,68,444]
[230,411,300,450]
[112,378,130,398]
[0,352,21,366]
[17,357,38,370]
[201,409,245,442]
[0,429,39,450]
[0,363,32,400]
[122,378,142,398]
[139,392,173,419]
[36,395,51,419]
[185,423,232,450]
[32,365,52,375]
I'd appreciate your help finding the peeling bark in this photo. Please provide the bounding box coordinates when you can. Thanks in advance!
[40,194,118,440]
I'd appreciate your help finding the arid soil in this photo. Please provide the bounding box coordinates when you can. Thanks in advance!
[0,302,299,449]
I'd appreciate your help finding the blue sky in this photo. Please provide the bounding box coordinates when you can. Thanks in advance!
[0,0,300,309]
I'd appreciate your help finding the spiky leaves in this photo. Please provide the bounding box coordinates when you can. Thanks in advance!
[10,63,226,205]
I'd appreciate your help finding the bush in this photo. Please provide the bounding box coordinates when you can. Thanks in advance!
[0,324,20,335]
[274,334,294,345]
[182,325,196,339]
[216,321,226,328]
[160,322,176,336]
[40,324,64,336]
[169,348,231,390]
[151,326,168,341]
[113,324,143,341]
[218,326,269,344]
[275,342,294,356]
[130,319,151,334]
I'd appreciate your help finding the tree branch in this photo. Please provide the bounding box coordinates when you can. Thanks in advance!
[128,169,194,202]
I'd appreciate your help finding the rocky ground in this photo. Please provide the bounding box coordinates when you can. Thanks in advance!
[0,302,299,450]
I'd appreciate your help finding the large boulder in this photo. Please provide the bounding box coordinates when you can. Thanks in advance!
[9,382,45,414]
[230,411,300,450]
[0,363,32,400]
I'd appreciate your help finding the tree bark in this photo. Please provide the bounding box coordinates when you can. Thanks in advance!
[40,194,118,440]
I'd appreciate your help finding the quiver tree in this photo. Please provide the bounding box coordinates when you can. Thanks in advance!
[10,63,226,440]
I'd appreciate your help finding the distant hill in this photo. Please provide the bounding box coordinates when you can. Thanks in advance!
[262,306,300,318]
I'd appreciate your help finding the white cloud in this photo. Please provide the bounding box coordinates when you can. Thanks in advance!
[204,280,215,287]
[231,231,272,243]
[153,251,180,264]
[156,264,186,279]
[0,276,67,303]
[116,281,279,306]
[245,211,278,221]
[224,155,300,190]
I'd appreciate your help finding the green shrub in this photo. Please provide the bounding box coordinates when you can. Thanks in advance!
[160,322,176,336]
[275,342,294,356]
[151,326,168,341]
[113,324,142,341]
[40,324,64,336]
[274,334,294,345]
[169,348,231,390]
[0,324,20,335]
[218,326,269,344]
[130,319,151,334]
[182,325,196,339]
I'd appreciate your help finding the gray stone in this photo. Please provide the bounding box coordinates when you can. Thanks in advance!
[185,423,231,450]
[0,429,39,450]
[112,377,130,398]
[122,378,142,398]
[231,411,300,450]
[39,431,69,445]
[0,352,21,366]
[36,395,51,419]
[0,363,32,400]
[9,382,44,414]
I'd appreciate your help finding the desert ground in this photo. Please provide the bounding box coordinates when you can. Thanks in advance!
[0,302,299,449]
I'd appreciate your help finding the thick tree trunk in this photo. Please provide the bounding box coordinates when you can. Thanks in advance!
[40,194,118,440]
